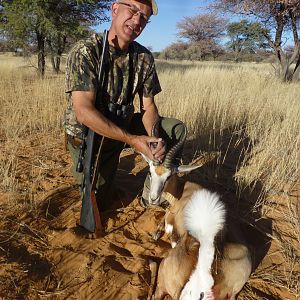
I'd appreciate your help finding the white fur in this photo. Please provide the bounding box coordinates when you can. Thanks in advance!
[180,189,226,300]
[184,189,226,241]
[165,223,173,235]
[171,241,177,249]
[149,163,172,204]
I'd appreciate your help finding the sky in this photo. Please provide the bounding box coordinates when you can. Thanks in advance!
[97,0,212,52]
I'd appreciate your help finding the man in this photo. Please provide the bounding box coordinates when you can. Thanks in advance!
[64,0,185,232]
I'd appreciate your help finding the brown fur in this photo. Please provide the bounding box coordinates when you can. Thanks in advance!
[212,243,252,300]
[163,175,204,243]
[153,233,199,300]
[155,165,168,176]
[153,238,251,300]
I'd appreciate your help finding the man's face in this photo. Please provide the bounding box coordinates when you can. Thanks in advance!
[111,0,152,47]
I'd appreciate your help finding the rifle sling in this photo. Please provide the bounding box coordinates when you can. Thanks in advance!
[92,135,105,187]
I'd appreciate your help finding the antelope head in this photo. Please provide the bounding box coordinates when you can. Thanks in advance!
[142,120,202,205]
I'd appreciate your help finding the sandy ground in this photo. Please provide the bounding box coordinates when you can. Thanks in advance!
[0,132,299,299]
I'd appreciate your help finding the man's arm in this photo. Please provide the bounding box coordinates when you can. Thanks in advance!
[72,90,161,160]
[141,96,166,162]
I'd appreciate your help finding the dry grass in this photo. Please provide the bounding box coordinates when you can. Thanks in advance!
[0,54,66,194]
[0,54,65,140]
[155,60,299,197]
[0,54,299,299]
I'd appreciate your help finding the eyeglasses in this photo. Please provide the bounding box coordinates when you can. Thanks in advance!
[117,1,151,25]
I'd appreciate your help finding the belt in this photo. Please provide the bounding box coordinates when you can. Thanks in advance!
[66,134,82,147]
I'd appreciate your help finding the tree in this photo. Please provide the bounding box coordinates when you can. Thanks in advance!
[175,13,227,60]
[227,21,265,53]
[177,13,228,43]
[185,40,224,61]
[160,40,224,61]
[1,0,110,77]
[227,20,270,61]
[212,0,300,81]
[159,42,189,60]
[43,1,110,73]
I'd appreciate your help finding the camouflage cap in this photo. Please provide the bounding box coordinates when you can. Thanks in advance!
[147,0,158,15]
[129,0,158,15]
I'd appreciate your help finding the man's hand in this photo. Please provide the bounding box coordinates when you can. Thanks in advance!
[140,96,166,163]
[150,140,166,163]
[130,135,165,161]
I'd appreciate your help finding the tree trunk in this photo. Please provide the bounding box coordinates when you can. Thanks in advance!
[289,9,300,81]
[37,31,45,78]
[280,59,290,81]
[270,7,300,81]
[48,35,66,73]
[291,53,300,81]
[50,55,61,74]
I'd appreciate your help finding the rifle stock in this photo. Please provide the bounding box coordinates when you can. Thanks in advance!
[78,30,109,236]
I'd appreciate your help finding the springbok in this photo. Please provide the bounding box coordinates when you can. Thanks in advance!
[143,120,252,300]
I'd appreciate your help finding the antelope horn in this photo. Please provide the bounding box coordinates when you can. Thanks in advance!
[163,122,187,168]
[151,119,187,168]
[151,119,162,166]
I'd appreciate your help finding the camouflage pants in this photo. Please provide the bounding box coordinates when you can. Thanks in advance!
[67,114,186,210]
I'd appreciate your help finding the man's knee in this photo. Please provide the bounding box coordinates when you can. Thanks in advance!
[156,117,186,145]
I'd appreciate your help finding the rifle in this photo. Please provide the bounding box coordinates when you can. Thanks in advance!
[76,30,109,237]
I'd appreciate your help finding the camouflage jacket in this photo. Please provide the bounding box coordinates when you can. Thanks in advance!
[64,33,162,138]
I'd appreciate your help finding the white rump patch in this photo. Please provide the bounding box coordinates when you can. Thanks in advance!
[180,188,226,300]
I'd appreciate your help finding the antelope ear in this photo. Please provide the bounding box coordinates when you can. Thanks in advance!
[177,164,202,173]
